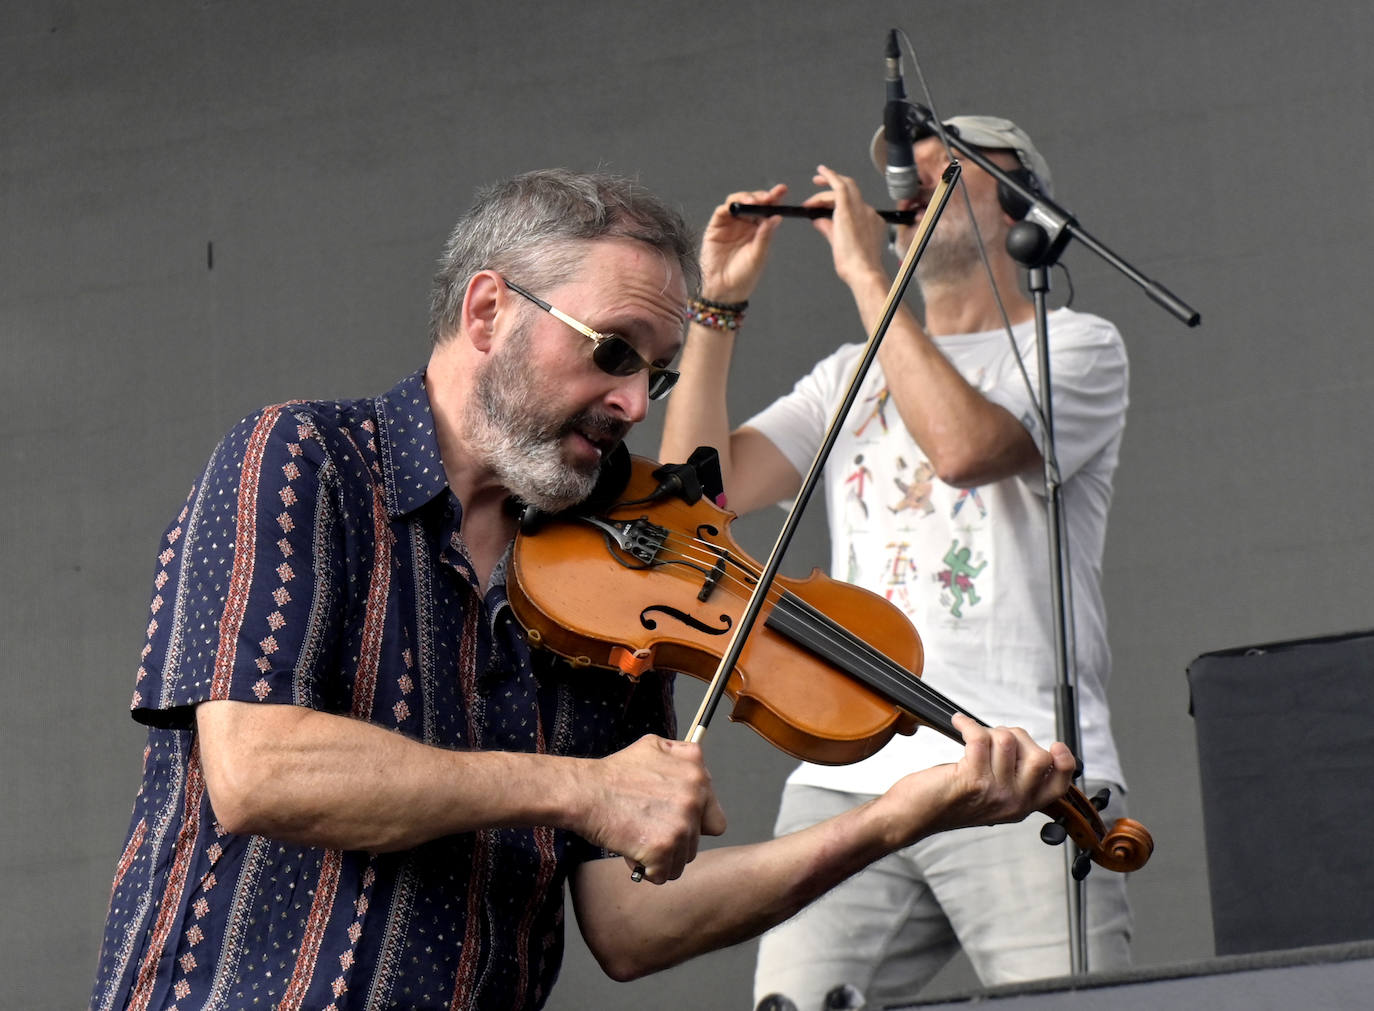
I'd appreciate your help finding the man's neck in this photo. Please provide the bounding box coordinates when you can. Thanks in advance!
[424,358,518,588]
[920,268,1035,338]
[438,448,518,592]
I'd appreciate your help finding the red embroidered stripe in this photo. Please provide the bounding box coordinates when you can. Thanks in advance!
[351,485,392,720]
[211,407,281,699]
[512,719,554,1009]
[450,606,487,1009]
[105,817,148,918]
[278,849,343,1011]
[449,832,492,1011]
[458,607,480,742]
[127,753,206,1011]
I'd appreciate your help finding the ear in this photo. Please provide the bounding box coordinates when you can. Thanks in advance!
[460,271,504,352]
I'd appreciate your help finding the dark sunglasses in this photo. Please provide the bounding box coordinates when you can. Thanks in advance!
[501,278,679,400]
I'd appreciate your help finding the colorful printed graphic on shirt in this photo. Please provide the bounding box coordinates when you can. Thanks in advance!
[854,387,892,437]
[951,486,987,520]
[935,539,986,618]
[844,453,874,524]
[889,456,936,518]
[880,539,920,611]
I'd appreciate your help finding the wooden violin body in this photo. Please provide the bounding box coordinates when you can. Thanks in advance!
[508,455,1153,875]
[511,457,926,766]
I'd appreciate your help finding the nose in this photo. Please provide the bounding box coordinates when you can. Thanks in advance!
[602,369,651,423]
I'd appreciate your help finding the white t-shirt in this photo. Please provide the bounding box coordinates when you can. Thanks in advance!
[743,307,1129,792]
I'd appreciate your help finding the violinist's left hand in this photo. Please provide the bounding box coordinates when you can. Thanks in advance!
[876,714,1076,848]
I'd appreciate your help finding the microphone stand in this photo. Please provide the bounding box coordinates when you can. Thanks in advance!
[902,102,1200,977]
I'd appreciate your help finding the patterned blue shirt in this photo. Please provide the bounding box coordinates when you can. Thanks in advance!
[90,370,676,1011]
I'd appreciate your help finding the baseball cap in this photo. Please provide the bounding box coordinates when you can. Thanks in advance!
[869,113,1053,196]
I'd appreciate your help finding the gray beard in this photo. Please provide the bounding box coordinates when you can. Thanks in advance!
[464,324,624,514]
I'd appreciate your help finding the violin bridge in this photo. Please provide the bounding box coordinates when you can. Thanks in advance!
[697,555,726,602]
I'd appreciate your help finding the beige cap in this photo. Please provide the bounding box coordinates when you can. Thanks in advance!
[869,113,1053,195]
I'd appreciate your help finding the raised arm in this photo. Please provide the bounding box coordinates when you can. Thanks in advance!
[806,165,1040,488]
[659,186,803,515]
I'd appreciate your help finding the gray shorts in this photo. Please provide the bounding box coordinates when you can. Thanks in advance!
[753,781,1134,1011]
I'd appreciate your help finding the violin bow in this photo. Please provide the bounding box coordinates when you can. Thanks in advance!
[627,164,959,884]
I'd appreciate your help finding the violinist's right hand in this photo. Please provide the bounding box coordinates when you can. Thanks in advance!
[699,184,788,304]
[570,734,727,885]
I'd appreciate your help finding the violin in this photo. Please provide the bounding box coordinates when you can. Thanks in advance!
[508,454,1153,877]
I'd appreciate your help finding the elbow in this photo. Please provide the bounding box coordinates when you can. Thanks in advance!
[930,438,1040,489]
[580,916,675,982]
[200,742,272,836]
[600,959,640,984]
[931,463,977,489]
[202,748,327,844]
[930,449,989,489]
[196,702,297,837]
[591,946,659,983]
[207,796,257,839]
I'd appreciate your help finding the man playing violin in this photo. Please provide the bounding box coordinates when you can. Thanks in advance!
[91,168,1077,1011]
[660,117,1134,1008]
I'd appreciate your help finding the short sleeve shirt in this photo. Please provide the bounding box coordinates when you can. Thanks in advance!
[743,309,1128,791]
[90,370,675,1011]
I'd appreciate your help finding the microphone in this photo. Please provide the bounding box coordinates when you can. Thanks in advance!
[883,29,918,201]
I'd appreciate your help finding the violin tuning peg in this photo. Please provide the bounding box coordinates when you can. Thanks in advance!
[1090,788,1111,811]
[1040,821,1068,846]
[1072,851,1093,880]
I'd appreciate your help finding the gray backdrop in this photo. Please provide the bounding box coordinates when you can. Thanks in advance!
[5,1,1372,1008]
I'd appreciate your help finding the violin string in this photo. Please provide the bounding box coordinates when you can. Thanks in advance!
[651,527,969,730]
[575,514,1120,857]
[664,532,966,730]
[650,533,1109,842]
[775,590,973,733]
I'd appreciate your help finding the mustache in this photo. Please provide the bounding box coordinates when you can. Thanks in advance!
[561,409,630,450]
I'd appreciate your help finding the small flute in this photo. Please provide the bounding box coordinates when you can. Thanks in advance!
[728,202,918,225]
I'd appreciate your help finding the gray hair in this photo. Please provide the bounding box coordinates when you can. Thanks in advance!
[428,168,700,345]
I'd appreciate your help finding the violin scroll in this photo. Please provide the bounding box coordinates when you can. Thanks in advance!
[1039,789,1154,876]
[1092,817,1155,874]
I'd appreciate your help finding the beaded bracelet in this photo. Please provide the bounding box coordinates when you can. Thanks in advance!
[687,296,748,331]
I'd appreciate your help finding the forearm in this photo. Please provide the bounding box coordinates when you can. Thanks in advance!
[663,185,790,493]
[575,716,1075,980]
[845,267,1038,486]
[576,788,927,980]
[197,700,586,852]
[658,321,739,473]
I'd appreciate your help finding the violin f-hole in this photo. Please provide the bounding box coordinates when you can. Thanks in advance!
[640,604,732,637]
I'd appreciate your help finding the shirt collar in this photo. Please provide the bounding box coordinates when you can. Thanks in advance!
[375,369,450,519]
